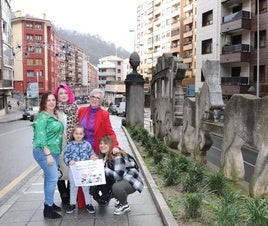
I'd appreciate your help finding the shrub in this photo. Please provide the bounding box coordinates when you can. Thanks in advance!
[162,157,182,186]
[184,192,203,219]
[207,172,226,195]
[244,198,268,226]
[214,191,243,226]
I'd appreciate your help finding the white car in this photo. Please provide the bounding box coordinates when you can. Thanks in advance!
[22,106,40,121]
[116,102,126,117]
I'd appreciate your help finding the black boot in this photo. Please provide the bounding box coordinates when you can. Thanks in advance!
[52,203,61,212]
[44,204,62,219]
[57,180,70,204]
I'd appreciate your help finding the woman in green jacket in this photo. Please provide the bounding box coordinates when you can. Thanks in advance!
[32,92,64,219]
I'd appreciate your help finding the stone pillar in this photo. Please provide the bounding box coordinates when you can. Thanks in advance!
[125,52,145,127]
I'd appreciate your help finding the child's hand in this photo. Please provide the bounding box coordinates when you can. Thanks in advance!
[90,155,98,160]
[69,160,75,165]
[112,147,120,154]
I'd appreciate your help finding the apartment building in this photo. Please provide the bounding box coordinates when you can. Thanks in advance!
[0,0,13,115]
[136,0,196,86]
[220,0,268,97]
[97,55,125,104]
[196,0,268,98]
[137,0,268,98]
[11,11,93,105]
[12,11,59,106]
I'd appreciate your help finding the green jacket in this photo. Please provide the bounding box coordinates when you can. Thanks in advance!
[32,112,64,154]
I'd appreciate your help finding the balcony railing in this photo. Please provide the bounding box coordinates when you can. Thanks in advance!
[221,76,248,85]
[222,10,250,24]
[222,44,250,54]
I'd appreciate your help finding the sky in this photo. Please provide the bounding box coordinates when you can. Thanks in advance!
[10,0,138,52]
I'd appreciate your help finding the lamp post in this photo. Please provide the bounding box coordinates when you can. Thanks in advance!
[129,29,136,52]
[256,0,260,97]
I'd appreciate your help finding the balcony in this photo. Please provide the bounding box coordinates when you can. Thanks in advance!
[183,29,193,38]
[0,79,13,89]
[183,16,193,25]
[222,44,250,54]
[220,44,250,63]
[221,0,242,7]
[221,11,251,33]
[221,77,250,96]
[221,76,248,85]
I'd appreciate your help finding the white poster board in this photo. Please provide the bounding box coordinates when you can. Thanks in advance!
[70,159,106,186]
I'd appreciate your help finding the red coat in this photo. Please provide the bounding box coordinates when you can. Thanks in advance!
[78,106,119,154]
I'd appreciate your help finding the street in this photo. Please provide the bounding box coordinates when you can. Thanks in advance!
[0,120,36,192]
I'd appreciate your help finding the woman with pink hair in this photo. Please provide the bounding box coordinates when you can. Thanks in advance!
[53,83,78,204]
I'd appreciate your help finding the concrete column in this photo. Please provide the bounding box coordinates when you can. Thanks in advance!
[125,52,145,127]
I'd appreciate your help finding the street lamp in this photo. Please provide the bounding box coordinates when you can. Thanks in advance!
[129,29,136,52]
[256,0,260,97]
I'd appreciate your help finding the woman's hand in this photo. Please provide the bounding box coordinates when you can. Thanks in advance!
[46,155,54,165]
[69,160,75,165]
[90,155,98,160]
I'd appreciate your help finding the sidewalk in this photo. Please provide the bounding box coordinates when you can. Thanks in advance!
[0,112,178,226]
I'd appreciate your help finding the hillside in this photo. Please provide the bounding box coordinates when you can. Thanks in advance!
[56,27,130,66]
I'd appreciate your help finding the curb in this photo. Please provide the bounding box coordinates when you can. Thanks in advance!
[122,126,178,226]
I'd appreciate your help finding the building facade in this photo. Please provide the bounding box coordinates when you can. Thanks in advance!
[0,0,13,115]
[137,0,268,98]
[97,55,125,105]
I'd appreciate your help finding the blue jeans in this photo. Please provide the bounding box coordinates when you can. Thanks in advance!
[33,148,59,206]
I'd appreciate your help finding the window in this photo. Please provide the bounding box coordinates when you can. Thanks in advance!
[26,23,33,28]
[231,67,241,77]
[201,39,212,54]
[202,10,213,26]
[27,70,34,77]
[35,23,42,29]
[26,34,33,41]
[36,70,43,77]
[35,35,42,41]
[257,0,267,14]
[35,47,42,54]
[26,59,34,65]
[255,30,266,48]
[254,65,265,82]
[27,46,35,52]
[35,59,43,65]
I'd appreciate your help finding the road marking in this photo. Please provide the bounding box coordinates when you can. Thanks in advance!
[0,163,38,198]
[0,127,31,137]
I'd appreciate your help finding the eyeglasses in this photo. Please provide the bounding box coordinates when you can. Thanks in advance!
[90,95,101,101]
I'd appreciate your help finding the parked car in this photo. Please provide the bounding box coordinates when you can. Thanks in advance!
[108,104,117,115]
[116,102,126,117]
[22,106,39,121]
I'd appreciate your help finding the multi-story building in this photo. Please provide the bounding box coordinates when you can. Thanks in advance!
[12,11,59,106]
[196,0,268,98]
[97,55,125,104]
[137,0,268,98]
[0,0,13,115]
[136,0,196,85]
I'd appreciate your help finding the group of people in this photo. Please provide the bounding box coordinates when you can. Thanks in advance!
[32,84,144,219]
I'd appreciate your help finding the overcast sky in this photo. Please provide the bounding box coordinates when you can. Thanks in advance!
[10,0,138,52]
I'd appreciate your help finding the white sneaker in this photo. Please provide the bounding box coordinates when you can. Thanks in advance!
[114,199,120,208]
[113,203,130,215]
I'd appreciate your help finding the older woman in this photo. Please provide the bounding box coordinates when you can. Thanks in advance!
[53,83,78,204]
[77,88,120,207]
[78,88,119,154]
[32,92,64,219]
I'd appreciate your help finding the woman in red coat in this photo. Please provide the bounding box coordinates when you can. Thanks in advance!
[78,88,119,155]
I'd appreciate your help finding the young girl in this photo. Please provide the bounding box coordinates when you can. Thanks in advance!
[99,135,144,215]
[63,124,97,214]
